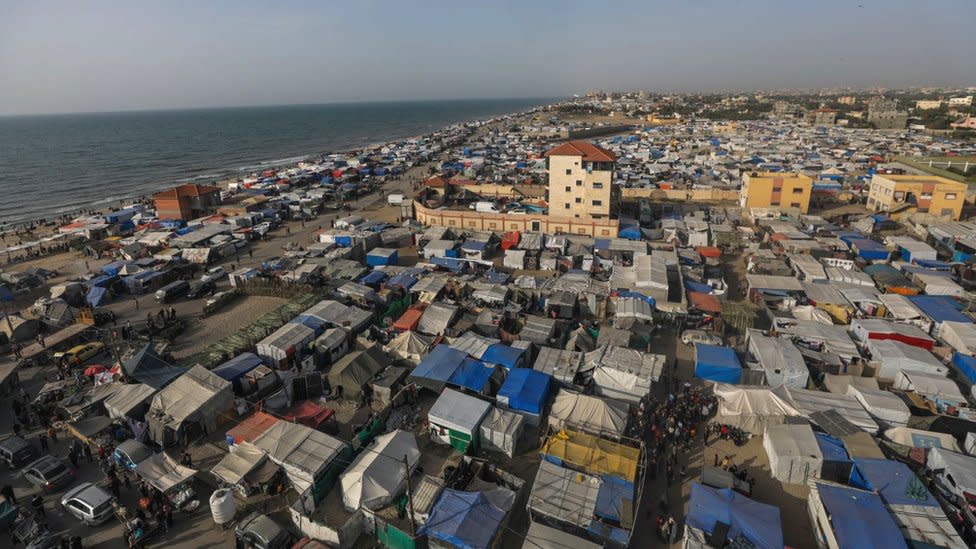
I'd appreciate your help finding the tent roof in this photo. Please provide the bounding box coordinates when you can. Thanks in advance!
[135,452,197,493]
[149,364,232,428]
[528,460,600,529]
[227,411,279,445]
[497,368,551,415]
[447,358,497,392]
[212,352,263,382]
[382,330,432,364]
[340,430,420,511]
[686,483,783,549]
[813,482,907,549]
[429,388,491,433]
[211,442,268,487]
[449,331,497,359]
[252,421,346,481]
[541,429,639,482]
[418,302,458,335]
[523,521,602,549]
[533,347,582,384]
[482,343,525,369]
[419,489,510,549]
[123,343,185,389]
[549,389,628,436]
[774,385,879,434]
[326,346,392,399]
[103,383,157,419]
[410,344,467,388]
[851,458,938,507]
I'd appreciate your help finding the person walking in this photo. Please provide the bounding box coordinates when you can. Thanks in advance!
[38,433,48,452]
[1,484,15,504]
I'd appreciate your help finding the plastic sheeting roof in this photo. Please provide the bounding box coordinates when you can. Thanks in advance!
[883,427,962,453]
[523,521,601,549]
[926,448,976,497]
[846,385,910,426]
[211,442,268,487]
[482,343,525,369]
[123,344,185,389]
[417,302,458,335]
[774,385,879,434]
[851,458,938,507]
[549,389,628,437]
[713,384,803,435]
[429,388,491,434]
[135,452,197,493]
[447,358,497,393]
[449,332,497,359]
[533,347,583,385]
[694,344,742,384]
[541,429,639,483]
[340,430,420,511]
[812,482,908,549]
[103,383,157,420]
[253,421,347,492]
[419,488,510,549]
[528,460,600,529]
[410,344,467,388]
[686,483,783,549]
[479,407,524,458]
[586,345,664,402]
[497,368,551,415]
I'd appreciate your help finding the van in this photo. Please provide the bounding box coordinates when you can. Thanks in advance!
[0,436,40,469]
[387,193,405,206]
[154,280,189,303]
[472,201,500,213]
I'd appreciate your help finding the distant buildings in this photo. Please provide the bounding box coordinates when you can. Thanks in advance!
[951,117,976,130]
[740,172,812,213]
[867,98,908,129]
[915,100,943,111]
[805,108,838,126]
[772,101,802,119]
[867,174,966,220]
[837,96,857,105]
[545,141,617,221]
[948,96,973,107]
[153,183,221,221]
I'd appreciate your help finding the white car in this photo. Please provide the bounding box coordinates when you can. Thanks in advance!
[681,330,723,346]
[201,266,227,283]
[61,482,114,526]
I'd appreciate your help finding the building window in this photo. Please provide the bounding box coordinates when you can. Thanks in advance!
[592,214,604,219]
[576,180,582,186]
[790,202,801,208]
[592,200,603,206]
[771,200,780,206]
[574,214,580,218]
[565,169,572,175]
[575,197,582,203]
[564,204,570,209]
[593,182,604,189]
[792,187,803,194]
[565,186,571,192]
[946,193,957,200]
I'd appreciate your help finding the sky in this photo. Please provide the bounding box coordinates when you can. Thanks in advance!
[1,0,974,115]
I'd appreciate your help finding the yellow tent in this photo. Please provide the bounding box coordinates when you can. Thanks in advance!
[541,429,640,482]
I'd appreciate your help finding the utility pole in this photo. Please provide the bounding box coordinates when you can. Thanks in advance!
[403,454,416,537]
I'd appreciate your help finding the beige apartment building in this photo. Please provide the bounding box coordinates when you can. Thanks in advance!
[867,174,967,220]
[545,141,617,221]
[740,172,813,213]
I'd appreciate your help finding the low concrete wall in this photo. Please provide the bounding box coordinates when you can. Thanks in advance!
[413,201,619,237]
[621,187,740,202]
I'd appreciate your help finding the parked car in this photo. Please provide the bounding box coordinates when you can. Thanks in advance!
[187,280,216,299]
[113,440,152,471]
[0,436,40,469]
[54,341,105,366]
[155,280,190,303]
[201,266,227,284]
[680,329,723,346]
[22,455,74,492]
[236,513,292,549]
[61,482,114,526]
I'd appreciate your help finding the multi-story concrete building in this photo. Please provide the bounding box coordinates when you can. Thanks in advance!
[805,108,838,126]
[915,100,944,110]
[545,141,616,220]
[153,183,221,221]
[867,97,908,129]
[837,96,857,105]
[867,174,967,220]
[948,96,973,107]
[740,172,813,213]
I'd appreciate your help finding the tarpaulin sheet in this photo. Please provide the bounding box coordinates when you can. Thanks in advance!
[340,430,419,511]
[951,352,976,384]
[213,353,263,392]
[135,452,197,493]
[481,343,525,369]
[282,401,334,429]
[479,406,523,458]
[497,368,551,415]
[429,388,491,435]
[410,344,466,387]
[595,475,632,522]
[528,460,600,529]
[85,286,108,307]
[447,358,496,393]
[226,411,279,446]
[541,429,639,483]
[694,344,742,384]
[813,482,908,549]
[907,295,970,324]
[549,389,628,437]
[849,458,937,507]
[419,488,508,549]
[814,433,850,464]
[253,421,347,493]
[686,483,783,549]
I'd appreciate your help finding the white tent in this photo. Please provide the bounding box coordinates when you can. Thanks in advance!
[479,406,525,459]
[585,345,664,403]
[778,319,859,360]
[867,339,946,380]
[523,521,601,549]
[712,384,803,434]
[103,383,157,420]
[252,421,348,494]
[936,321,976,356]
[746,330,808,388]
[878,294,931,333]
[926,448,976,500]
[884,427,962,452]
[135,452,197,493]
[210,442,269,487]
[822,373,878,395]
[527,460,600,529]
[533,347,583,385]
[888,504,967,549]
[893,370,966,405]
[763,423,823,485]
[147,365,233,445]
[256,322,316,366]
[340,430,420,511]
[774,385,879,434]
[548,389,629,437]
[417,303,458,336]
[382,331,433,365]
[427,388,491,448]
[847,386,910,427]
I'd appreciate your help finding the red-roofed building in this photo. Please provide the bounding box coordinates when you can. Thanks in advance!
[153,183,222,221]
[545,140,617,221]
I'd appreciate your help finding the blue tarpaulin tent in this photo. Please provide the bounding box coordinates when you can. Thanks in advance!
[213,353,264,393]
[813,482,908,549]
[907,295,971,324]
[448,358,497,394]
[358,270,388,286]
[686,483,783,549]
[848,458,938,507]
[694,344,742,384]
[951,352,976,384]
[595,475,633,522]
[615,290,656,307]
[289,314,327,336]
[85,286,108,307]
[618,225,642,240]
[496,368,550,415]
[849,238,890,261]
[482,271,510,285]
[815,433,850,464]
[419,489,506,549]
[386,273,417,290]
[482,343,525,369]
[430,256,467,273]
[684,280,714,294]
[410,345,467,389]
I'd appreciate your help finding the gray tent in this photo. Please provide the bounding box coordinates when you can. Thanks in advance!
[479,406,524,458]
[147,365,233,447]
[327,345,392,400]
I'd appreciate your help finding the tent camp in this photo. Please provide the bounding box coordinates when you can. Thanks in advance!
[252,420,350,499]
[541,429,640,486]
[326,345,392,400]
[712,385,803,434]
[135,452,197,495]
[926,448,976,501]
[122,344,184,390]
[527,460,601,530]
[867,339,947,380]
[893,370,967,405]
[585,345,664,402]
[103,383,157,421]
[938,320,976,356]
[884,427,962,452]
[533,347,583,386]
[256,322,316,369]
[694,344,742,384]
[382,330,432,365]
[497,368,551,417]
[808,481,909,549]
[340,430,420,511]
[763,423,823,485]
[548,389,629,438]
[523,521,601,549]
[146,365,234,447]
[822,373,879,395]
[419,488,514,549]
[210,442,274,491]
[417,303,458,336]
[684,483,783,549]
[479,406,525,458]
[409,344,467,391]
[428,388,491,452]
[846,385,910,427]
[774,385,879,434]
[746,330,808,388]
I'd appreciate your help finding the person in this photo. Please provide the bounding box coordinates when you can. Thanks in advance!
[1,484,15,504]
[168,306,176,321]
[83,443,93,462]
[248,248,253,258]
[12,423,21,437]
[38,433,48,452]
[180,451,192,467]
[32,494,45,518]
[110,475,121,499]
[666,515,677,543]
[164,502,173,531]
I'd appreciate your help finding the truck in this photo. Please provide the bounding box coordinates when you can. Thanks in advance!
[471,201,501,213]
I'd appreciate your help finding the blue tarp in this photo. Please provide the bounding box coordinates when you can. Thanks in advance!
[101,261,126,277]
[850,238,890,261]
[411,345,467,386]
[430,256,467,273]
[419,489,506,549]
[618,225,642,240]
[213,353,264,393]
[615,290,656,308]
[595,475,633,522]
[913,259,952,271]
[482,271,510,285]
[386,273,417,290]
[447,358,496,393]
[907,295,971,324]
[460,241,487,252]
[694,344,742,384]
[496,368,550,415]
[366,249,398,266]
[87,274,117,288]
[814,482,909,549]
[951,352,976,384]
[289,314,327,336]
[686,484,783,549]
[358,270,388,286]
[85,286,108,307]
[684,280,714,294]
[848,458,938,508]
[814,433,850,464]
[482,343,525,370]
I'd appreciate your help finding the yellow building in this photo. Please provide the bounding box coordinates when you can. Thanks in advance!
[545,141,616,220]
[867,174,967,220]
[740,172,813,213]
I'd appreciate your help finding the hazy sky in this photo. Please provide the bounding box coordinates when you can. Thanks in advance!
[2,0,974,115]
